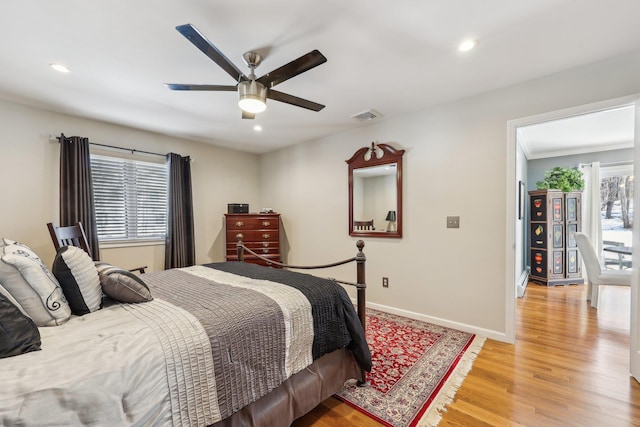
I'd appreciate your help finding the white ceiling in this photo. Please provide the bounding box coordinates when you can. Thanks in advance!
[519,105,636,159]
[1,1,640,154]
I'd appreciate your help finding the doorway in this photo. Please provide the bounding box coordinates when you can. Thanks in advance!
[517,104,635,295]
[507,94,640,382]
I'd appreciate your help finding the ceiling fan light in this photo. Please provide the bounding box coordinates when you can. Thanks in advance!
[238,80,267,113]
[239,97,266,114]
[49,63,70,73]
[458,39,477,52]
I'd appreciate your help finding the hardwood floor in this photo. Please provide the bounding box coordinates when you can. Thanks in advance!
[294,283,640,426]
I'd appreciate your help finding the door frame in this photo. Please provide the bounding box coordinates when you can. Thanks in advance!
[506,95,639,382]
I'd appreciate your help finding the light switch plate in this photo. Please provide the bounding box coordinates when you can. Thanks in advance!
[447,216,460,228]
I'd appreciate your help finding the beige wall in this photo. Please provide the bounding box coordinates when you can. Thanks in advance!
[0,100,260,271]
[260,49,640,341]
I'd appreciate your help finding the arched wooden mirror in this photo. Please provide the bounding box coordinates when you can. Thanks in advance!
[346,142,404,238]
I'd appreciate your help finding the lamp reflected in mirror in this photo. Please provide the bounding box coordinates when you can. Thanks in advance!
[385,210,397,232]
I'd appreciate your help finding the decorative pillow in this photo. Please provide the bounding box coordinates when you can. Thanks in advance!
[95,262,153,303]
[0,238,35,253]
[52,246,102,315]
[0,283,42,357]
[0,284,42,358]
[0,243,71,326]
[0,238,17,247]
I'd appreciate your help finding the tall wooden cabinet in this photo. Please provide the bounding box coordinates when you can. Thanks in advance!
[225,213,281,266]
[529,189,583,286]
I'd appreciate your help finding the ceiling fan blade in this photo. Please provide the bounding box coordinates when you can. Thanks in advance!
[268,90,325,111]
[241,111,256,120]
[176,24,247,82]
[257,50,327,88]
[165,84,237,91]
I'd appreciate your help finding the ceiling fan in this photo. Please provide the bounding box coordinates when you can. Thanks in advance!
[166,24,327,119]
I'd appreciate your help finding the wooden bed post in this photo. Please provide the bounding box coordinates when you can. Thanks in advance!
[236,234,244,262]
[355,240,366,332]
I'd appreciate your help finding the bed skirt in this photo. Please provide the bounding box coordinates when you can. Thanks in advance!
[212,347,361,427]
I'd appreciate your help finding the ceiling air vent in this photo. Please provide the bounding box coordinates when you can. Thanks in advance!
[351,109,383,123]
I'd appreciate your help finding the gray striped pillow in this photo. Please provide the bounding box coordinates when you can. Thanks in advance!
[95,262,152,303]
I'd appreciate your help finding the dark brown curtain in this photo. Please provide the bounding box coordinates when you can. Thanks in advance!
[59,134,100,260]
[165,153,195,269]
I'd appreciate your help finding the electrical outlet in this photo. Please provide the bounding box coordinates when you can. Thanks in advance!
[382,277,389,288]
[447,216,460,228]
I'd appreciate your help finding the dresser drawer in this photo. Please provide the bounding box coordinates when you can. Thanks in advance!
[226,215,279,231]
[226,254,281,267]
[226,230,279,243]
[227,240,278,250]
[227,246,280,256]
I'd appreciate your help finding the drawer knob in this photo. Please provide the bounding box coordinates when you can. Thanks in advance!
[236,233,244,240]
[235,221,244,227]
[262,233,270,239]
[262,221,270,227]
[262,249,269,253]
[262,242,269,247]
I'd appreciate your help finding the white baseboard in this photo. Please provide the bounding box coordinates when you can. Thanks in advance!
[516,268,529,298]
[353,299,509,343]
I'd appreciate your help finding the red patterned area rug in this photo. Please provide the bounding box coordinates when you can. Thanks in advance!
[336,309,485,427]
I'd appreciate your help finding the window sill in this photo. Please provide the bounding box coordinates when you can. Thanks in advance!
[99,239,165,249]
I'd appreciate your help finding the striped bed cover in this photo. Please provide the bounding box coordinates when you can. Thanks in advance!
[144,262,371,425]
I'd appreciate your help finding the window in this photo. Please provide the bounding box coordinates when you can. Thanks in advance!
[600,163,634,269]
[91,154,168,242]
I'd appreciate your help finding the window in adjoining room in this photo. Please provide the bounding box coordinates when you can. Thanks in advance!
[90,154,168,243]
[600,163,634,269]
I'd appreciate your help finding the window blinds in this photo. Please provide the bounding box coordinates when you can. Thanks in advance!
[90,154,168,242]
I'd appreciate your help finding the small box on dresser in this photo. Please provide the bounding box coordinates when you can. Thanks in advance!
[225,213,281,266]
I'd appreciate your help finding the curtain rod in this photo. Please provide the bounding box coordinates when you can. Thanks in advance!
[52,134,166,158]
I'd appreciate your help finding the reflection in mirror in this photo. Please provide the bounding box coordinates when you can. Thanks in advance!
[353,164,397,233]
[347,142,404,238]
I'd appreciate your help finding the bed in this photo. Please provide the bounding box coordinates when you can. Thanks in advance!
[0,239,371,427]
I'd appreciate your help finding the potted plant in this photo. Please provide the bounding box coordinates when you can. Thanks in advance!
[536,166,584,193]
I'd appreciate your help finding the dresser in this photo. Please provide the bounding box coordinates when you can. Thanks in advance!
[225,213,281,266]
[529,189,583,286]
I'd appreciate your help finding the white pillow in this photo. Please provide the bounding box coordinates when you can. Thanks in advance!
[0,243,71,326]
[52,246,102,315]
[0,238,16,247]
[0,282,29,316]
[1,238,29,249]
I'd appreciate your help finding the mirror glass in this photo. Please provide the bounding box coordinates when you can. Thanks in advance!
[353,164,397,233]
[347,143,404,238]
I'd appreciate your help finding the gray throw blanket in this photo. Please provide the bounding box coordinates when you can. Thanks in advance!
[207,262,371,372]
[143,262,371,422]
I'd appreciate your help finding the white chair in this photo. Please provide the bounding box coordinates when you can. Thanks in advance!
[574,232,631,308]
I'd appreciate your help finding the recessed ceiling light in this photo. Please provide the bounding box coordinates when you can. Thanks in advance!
[458,39,477,52]
[253,125,262,132]
[50,63,70,73]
